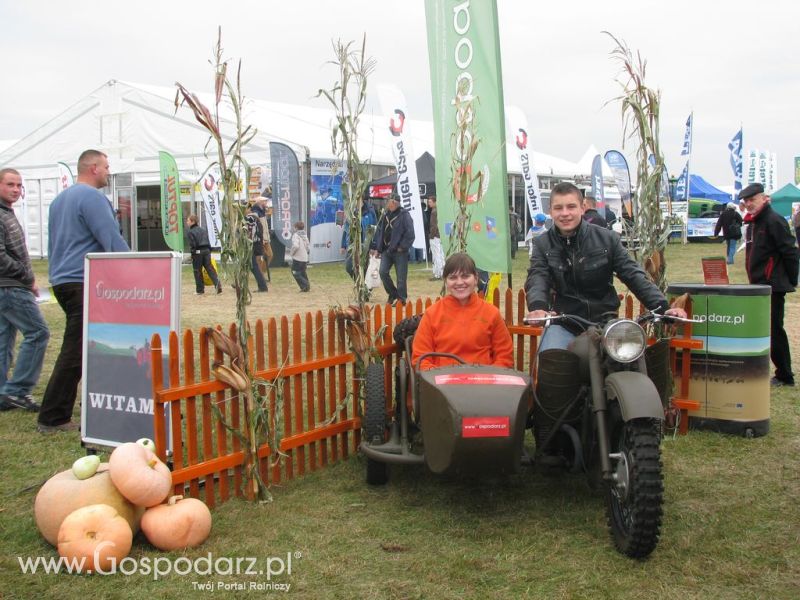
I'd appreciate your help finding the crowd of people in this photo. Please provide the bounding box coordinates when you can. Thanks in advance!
[1,160,797,438]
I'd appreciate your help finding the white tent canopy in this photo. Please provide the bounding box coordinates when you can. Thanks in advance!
[576,144,620,178]
[1,79,583,181]
[0,79,587,256]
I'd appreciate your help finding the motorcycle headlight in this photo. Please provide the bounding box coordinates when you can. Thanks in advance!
[603,319,646,363]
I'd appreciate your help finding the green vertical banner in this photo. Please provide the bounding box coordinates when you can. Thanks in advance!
[424,0,510,273]
[159,151,184,252]
[794,156,800,186]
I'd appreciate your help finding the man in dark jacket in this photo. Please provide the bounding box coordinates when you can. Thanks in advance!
[525,182,686,350]
[714,202,744,265]
[186,214,222,295]
[371,194,415,305]
[582,194,608,228]
[740,183,799,386]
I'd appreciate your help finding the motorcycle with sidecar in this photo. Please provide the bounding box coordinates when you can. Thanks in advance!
[360,309,696,558]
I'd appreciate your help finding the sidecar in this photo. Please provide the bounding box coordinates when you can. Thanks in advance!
[360,319,531,485]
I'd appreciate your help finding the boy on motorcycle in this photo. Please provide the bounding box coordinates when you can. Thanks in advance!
[524,182,686,350]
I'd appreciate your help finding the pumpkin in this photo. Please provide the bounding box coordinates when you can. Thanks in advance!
[34,464,144,546]
[108,442,172,507]
[57,504,132,574]
[141,495,212,550]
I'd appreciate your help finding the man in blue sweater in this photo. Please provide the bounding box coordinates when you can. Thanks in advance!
[37,150,129,433]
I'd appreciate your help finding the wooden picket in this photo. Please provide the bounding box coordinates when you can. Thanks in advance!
[150,290,700,507]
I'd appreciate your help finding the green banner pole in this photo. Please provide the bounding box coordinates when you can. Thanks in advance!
[425,0,510,274]
[159,151,184,252]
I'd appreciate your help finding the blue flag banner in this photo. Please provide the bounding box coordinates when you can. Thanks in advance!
[590,154,605,207]
[675,162,689,201]
[270,142,302,248]
[728,128,743,192]
[681,113,693,156]
[604,150,631,217]
[606,151,631,202]
[647,153,670,201]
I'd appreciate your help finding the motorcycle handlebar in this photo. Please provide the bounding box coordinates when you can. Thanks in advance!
[523,311,703,327]
[522,313,595,329]
[636,312,704,325]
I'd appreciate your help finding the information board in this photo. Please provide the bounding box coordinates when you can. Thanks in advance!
[81,252,181,448]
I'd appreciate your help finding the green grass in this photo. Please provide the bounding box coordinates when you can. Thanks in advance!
[1,243,798,599]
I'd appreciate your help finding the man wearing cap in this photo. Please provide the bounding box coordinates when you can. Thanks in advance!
[714,202,744,265]
[740,182,799,387]
[371,194,415,306]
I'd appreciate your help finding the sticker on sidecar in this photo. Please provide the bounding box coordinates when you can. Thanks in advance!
[462,416,511,438]
[434,374,527,386]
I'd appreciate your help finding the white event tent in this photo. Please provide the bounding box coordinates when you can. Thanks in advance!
[0,80,585,256]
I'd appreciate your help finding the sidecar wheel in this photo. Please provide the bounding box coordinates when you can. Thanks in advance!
[606,419,663,559]
[364,363,389,486]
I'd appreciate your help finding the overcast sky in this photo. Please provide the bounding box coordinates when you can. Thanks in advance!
[2,0,797,186]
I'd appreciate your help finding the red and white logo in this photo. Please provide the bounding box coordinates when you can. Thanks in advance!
[515,128,528,150]
[462,416,510,438]
[203,174,216,191]
[434,373,527,386]
[389,109,405,136]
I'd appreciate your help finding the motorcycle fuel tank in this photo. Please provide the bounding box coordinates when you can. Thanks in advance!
[418,365,530,475]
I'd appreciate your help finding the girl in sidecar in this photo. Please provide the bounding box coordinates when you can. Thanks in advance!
[362,253,527,484]
[411,252,514,371]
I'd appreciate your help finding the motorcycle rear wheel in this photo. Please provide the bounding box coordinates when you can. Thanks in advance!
[605,418,663,558]
[364,363,389,485]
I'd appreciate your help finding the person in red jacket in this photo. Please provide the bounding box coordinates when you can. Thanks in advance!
[411,252,514,371]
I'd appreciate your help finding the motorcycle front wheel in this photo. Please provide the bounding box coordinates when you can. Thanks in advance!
[605,418,663,558]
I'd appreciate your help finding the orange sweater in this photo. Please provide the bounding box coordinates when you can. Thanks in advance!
[411,294,514,370]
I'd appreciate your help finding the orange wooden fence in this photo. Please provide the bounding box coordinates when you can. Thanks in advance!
[150,290,700,507]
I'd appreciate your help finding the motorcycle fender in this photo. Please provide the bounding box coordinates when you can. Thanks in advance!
[604,372,664,421]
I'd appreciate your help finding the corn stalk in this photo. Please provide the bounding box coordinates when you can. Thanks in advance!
[605,32,671,294]
[174,28,271,502]
[317,37,380,374]
[448,77,483,258]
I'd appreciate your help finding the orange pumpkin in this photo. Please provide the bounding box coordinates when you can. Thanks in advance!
[141,495,212,550]
[57,504,133,574]
[34,464,144,546]
[109,442,172,507]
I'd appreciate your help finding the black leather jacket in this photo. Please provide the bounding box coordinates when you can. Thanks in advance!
[525,220,668,322]
[745,203,799,293]
[187,224,211,253]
